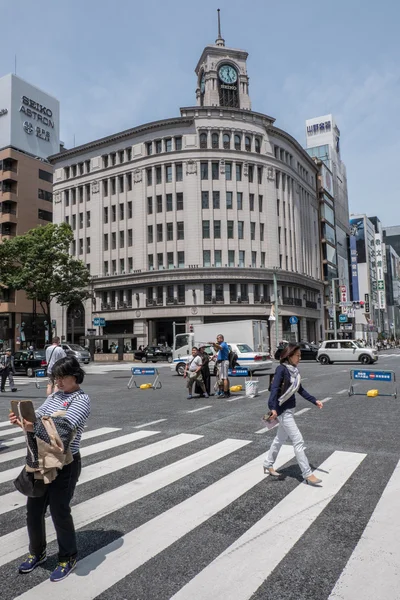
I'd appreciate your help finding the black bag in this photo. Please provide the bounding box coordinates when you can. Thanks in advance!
[14,468,46,498]
[268,366,291,397]
[228,350,238,369]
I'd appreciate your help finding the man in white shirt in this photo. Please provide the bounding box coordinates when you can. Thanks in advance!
[183,347,209,399]
[46,337,66,395]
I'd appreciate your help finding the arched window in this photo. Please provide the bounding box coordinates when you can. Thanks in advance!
[212,132,219,148]
[255,138,261,153]
[223,133,231,149]
[200,132,207,149]
[245,136,251,152]
[234,134,241,150]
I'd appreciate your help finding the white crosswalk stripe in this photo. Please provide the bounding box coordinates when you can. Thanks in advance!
[0,425,396,599]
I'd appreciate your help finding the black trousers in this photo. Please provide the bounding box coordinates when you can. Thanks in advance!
[27,453,81,561]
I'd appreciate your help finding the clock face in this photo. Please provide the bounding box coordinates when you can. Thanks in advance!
[218,64,237,84]
[200,73,205,94]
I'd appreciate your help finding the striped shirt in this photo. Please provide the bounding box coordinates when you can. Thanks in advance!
[35,389,90,455]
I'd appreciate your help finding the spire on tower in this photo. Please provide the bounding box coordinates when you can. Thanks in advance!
[215,9,225,47]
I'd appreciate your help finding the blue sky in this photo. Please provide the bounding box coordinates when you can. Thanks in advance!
[3,0,400,224]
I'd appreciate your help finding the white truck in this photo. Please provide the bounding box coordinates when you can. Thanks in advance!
[171,320,272,376]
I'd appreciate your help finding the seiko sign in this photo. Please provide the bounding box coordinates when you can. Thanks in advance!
[19,95,54,128]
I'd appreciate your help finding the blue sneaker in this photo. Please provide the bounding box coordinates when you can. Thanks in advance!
[50,558,77,582]
[19,551,47,573]
[187,394,193,399]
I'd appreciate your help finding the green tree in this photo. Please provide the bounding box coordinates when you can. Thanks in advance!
[0,222,91,324]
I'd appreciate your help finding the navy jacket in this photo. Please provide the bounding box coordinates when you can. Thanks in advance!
[268,364,317,415]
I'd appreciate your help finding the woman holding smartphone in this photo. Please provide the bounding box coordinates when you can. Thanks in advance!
[263,343,323,486]
[9,356,90,582]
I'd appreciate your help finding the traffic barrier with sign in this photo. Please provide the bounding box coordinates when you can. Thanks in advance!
[127,367,162,390]
[228,368,249,377]
[34,368,47,390]
[348,369,397,398]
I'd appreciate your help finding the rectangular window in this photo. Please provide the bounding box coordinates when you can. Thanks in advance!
[155,140,162,154]
[212,162,219,180]
[254,284,260,301]
[202,191,209,209]
[111,205,116,222]
[148,254,154,270]
[72,240,76,255]
[167,252,174,269]
[165,164,173,183]
[260,223,265,241]
[111,178,116,195]
[147,168,152,186]
[38,188,52,202]
[112,232,116,250]
[72,214,76,230]
[239,250,245,267]
[204,284,212,303]
[157,195,163,213]
[64,190,69,206]
[71,165,77,177]
[202,220,210,239]
[252,251,257,268]
[177,283,185,302]
[86,211,91,227]
[214,220,221,239]
[200,162,208,180]
[119,176,124,193]
[103,180,108,196]
[102,155,109,169]
[38,169,52,183]
[128,229,133,246]
[236,163,242,181]
[167,222,173,241]
[64,167,70,179]
[175,136,183,151]
[177,251,184,268]
[226,192,233,209]
[119,203,124,220]
[126,148,131,162]
[111,260,116,274]
[230,283,237,302]
[126,173,132,191]
[240,283,248,300]
[249,194,254,211]
[176,192,183,210]
[177,221,184,240]
[65,216,69,225]
[71,188,76,204]
[215,250,222,268]
[85,184,90,202]
[157,253,164,269]
[258,166,263,184]
[237,192,243,210]
[228,250,235,267]
[251,222,256,240]
[157,223,163,242]
[213,191,220,209]
[110,153,116,166]
[119,231,125,248]
[79,238,83,255]
[128,257,133,272]
[148,225,153,243]
[79,212,84,229]
[203,250,211,267]
[127,201,132,218]
[275,171,280,189]
[79,186,84,203]
[261,252,266,268]
[104,233,109,251]
[165,138,172,152]
[176,163,183,181]
[104,261,108,275]
[227,220,234,239]
[120,258,124,273]
[238,221,244,239]
[156,166,162,184]
[146,142,153,156]
[215,282,223,301]
[103,206,108,224]
[147,197,153,215]
[166,193,173,211]
[259,195,263,212]
[225,162,232,180]
[248,165,254,183]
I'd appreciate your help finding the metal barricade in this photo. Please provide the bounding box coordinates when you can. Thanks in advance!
[228,368,249,377]
[34,368,47,390]
[348,369,397,398]
[127,367,162,390]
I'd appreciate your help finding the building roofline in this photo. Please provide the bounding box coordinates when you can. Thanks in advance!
[48,116,194,162]
[195,45,249,74]
[270,125,319,171]
[180,105,276,125]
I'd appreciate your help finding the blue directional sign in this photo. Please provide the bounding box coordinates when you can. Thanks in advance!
[289,316,298,325]
[93,317,106,327]
[35,369,46,378]
[353,370,393,382]
[132,367,156,376]
[228,368,249,377]
[339,314,348,323]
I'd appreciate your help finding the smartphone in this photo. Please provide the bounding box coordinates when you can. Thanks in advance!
[10,400,36,423]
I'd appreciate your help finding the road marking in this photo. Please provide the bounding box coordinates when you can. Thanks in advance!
[0,433,203,516]
[0,421,12,428]
[14,446,296,599]
[321,397,332,403]
[0,435,25,448]
[337,389,348,394]
[186,406,212,413]
[295,407,311,416]
[0,438,251,569]
[0,427,23,438]
[329,458,400,600]
[302,377,309,381]
[134,419,167,428]
[171,451,366,600]
[226,395,245,402]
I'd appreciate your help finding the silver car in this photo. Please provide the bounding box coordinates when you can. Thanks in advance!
[61,343,91,364]
[317,340,378,365]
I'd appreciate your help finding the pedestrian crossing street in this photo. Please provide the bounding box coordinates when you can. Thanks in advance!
[0,420,399,599]
[1,376,35,390]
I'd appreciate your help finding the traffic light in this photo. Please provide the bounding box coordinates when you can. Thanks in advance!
[189,324,194,333]
[352,301,365,309]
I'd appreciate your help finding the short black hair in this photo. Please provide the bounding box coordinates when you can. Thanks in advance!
[51,356,85,384]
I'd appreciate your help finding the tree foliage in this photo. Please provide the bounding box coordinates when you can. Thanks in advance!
[0,223,91,322]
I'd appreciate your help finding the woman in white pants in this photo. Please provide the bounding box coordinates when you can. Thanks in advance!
[264,343,323,486]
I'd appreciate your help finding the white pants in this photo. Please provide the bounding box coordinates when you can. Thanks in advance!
[264,408,312,479]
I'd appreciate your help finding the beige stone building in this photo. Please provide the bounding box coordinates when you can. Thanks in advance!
[50,33,323,350]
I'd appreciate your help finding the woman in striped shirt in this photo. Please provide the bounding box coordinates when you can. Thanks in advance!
[9,356,90,582]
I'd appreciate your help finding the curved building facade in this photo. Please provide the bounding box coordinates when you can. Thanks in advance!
[51,35,323,348]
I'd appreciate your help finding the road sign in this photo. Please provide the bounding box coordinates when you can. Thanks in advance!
[289,316,298,325]
[339,302,353,307]
[228,368,249,377]
[339,314,348,323]
[291,324,297,333]
[132,368,156,376]
[378,280,385,291]
[93,317,106,327]
[353,370,393,382]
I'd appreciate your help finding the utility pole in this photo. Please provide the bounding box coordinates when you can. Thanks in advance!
[273,268,279,348]
[331,278,338,339]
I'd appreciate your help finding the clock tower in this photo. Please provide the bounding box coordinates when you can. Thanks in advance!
[195,10,251,110]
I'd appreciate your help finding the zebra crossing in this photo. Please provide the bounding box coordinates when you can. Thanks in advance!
[0,422,399,599]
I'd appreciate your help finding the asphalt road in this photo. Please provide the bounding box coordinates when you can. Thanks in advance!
[0,351,400,599]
